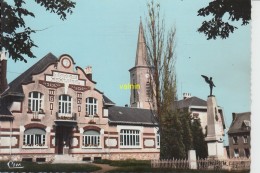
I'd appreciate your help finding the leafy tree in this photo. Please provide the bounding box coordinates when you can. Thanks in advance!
[191,118,208,158]
[1,0,76,62]
[144,1,182,159]
[161,110,186,159]
[179,109,193,157]
[197,0,251,39]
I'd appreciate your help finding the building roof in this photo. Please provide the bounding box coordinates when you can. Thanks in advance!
[175,96,207,109]
[103,95,115,105]
[228,112,251,134]
[0,99,13,120]
[1,53,114,104]
[108,106,157,126]
[2,53,57,97]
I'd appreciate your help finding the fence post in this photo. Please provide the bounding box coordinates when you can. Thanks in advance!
[188,150,197,169]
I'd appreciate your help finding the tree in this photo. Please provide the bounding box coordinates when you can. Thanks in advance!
[144,1,183,159]
[179,109,193,157]
[191,118,208,158]
[1,0,76,62]
[197,0,251,40]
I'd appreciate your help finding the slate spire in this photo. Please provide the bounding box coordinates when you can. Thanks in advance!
[135,19,147,67]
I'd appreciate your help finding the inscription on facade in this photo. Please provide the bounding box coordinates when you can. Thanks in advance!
[46,71,85,86]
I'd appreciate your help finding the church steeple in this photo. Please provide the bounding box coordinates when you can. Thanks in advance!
[135,19,147,67]
[129,19,152,109]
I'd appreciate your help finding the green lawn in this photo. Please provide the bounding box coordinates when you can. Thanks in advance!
[0,161,101,172]
[93,159,250,173]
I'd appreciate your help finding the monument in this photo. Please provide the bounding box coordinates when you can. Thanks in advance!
[201,75,225,159]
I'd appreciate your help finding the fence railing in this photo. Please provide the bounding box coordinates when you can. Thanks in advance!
[151,157,250,171]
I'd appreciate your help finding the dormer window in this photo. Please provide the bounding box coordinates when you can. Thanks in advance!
[86,97,98,116]
[28,92,43,112]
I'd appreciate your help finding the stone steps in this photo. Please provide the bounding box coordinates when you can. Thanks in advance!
[52,154,88,164]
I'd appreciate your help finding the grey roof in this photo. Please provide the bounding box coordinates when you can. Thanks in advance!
[2,53,57,97]
[108,106,157,126]
[103,95,115,105]
[175,96,207,109]
[228,112,251,134]
[2,53,115,105]
[0,100,13,120]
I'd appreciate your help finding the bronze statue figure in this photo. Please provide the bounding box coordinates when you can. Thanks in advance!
[201,75,216,96]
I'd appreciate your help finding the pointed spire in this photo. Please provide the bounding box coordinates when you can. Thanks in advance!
[135,18,148,66]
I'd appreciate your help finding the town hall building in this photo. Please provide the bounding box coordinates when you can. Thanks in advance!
[0,21,160,162]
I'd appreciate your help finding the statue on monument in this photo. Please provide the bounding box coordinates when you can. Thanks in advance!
[201,75,215,96]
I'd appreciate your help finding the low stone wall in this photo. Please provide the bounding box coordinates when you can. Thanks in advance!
[71,152,160,161]
[0,154,55,163]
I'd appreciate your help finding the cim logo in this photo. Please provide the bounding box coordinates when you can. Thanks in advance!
[7,161,24,169]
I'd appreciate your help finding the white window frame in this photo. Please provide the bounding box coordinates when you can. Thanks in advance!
[234,148,239,158]
[28,92,43,112]
[86,97,98,116]
[243,135,248,143]
[156,131,160,148]
[82,130,100,148]
[233,136,238,144]
[59,95,72,114]
[23,129,46,148]
[120,129,140,148]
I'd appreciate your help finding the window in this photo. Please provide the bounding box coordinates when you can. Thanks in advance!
[233,136,238,144]
[59,95,72,114]
[83,130,100,147]
[28,92,43,112]
[120,129,140,147]
[244,148,250,158]
[234,149,239,157]
[23,128,46,147]
[86,97,98,116]
[243,135,248,143]
[156,131,160,147]
[146,81,151,101]
[133,79,136,102]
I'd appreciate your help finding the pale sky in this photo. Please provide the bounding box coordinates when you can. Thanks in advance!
[6,0,251,145]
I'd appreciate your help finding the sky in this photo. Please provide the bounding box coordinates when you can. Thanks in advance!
[6,0,251,145]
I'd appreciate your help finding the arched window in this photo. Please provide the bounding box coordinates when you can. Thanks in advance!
[28,92,43,112]
[23,128,46,147]
[86,97,98,116]
[83,130,100,147]
[59,95,72,114]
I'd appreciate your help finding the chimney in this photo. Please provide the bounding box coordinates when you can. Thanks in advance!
[84,66,92,81]
[232,112,237,122]
[183,93,191,100]
[0,50,8,94]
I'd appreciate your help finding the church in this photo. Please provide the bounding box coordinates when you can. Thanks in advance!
[0,21,160,162]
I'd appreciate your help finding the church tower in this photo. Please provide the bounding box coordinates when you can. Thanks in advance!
[129,20,152,109]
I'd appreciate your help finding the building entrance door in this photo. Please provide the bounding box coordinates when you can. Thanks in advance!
[55,126,72,154]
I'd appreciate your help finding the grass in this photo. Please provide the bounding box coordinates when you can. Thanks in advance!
[93,159,250,173]
[0,161,101,172]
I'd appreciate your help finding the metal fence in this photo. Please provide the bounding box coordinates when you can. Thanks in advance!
[151,157,250,171]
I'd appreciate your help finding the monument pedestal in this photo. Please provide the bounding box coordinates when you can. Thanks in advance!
[205,96,225,159]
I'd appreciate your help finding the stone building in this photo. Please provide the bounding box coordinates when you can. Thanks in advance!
[175,93,226,135]
[227,112,251,158]
[0,21,160,162]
